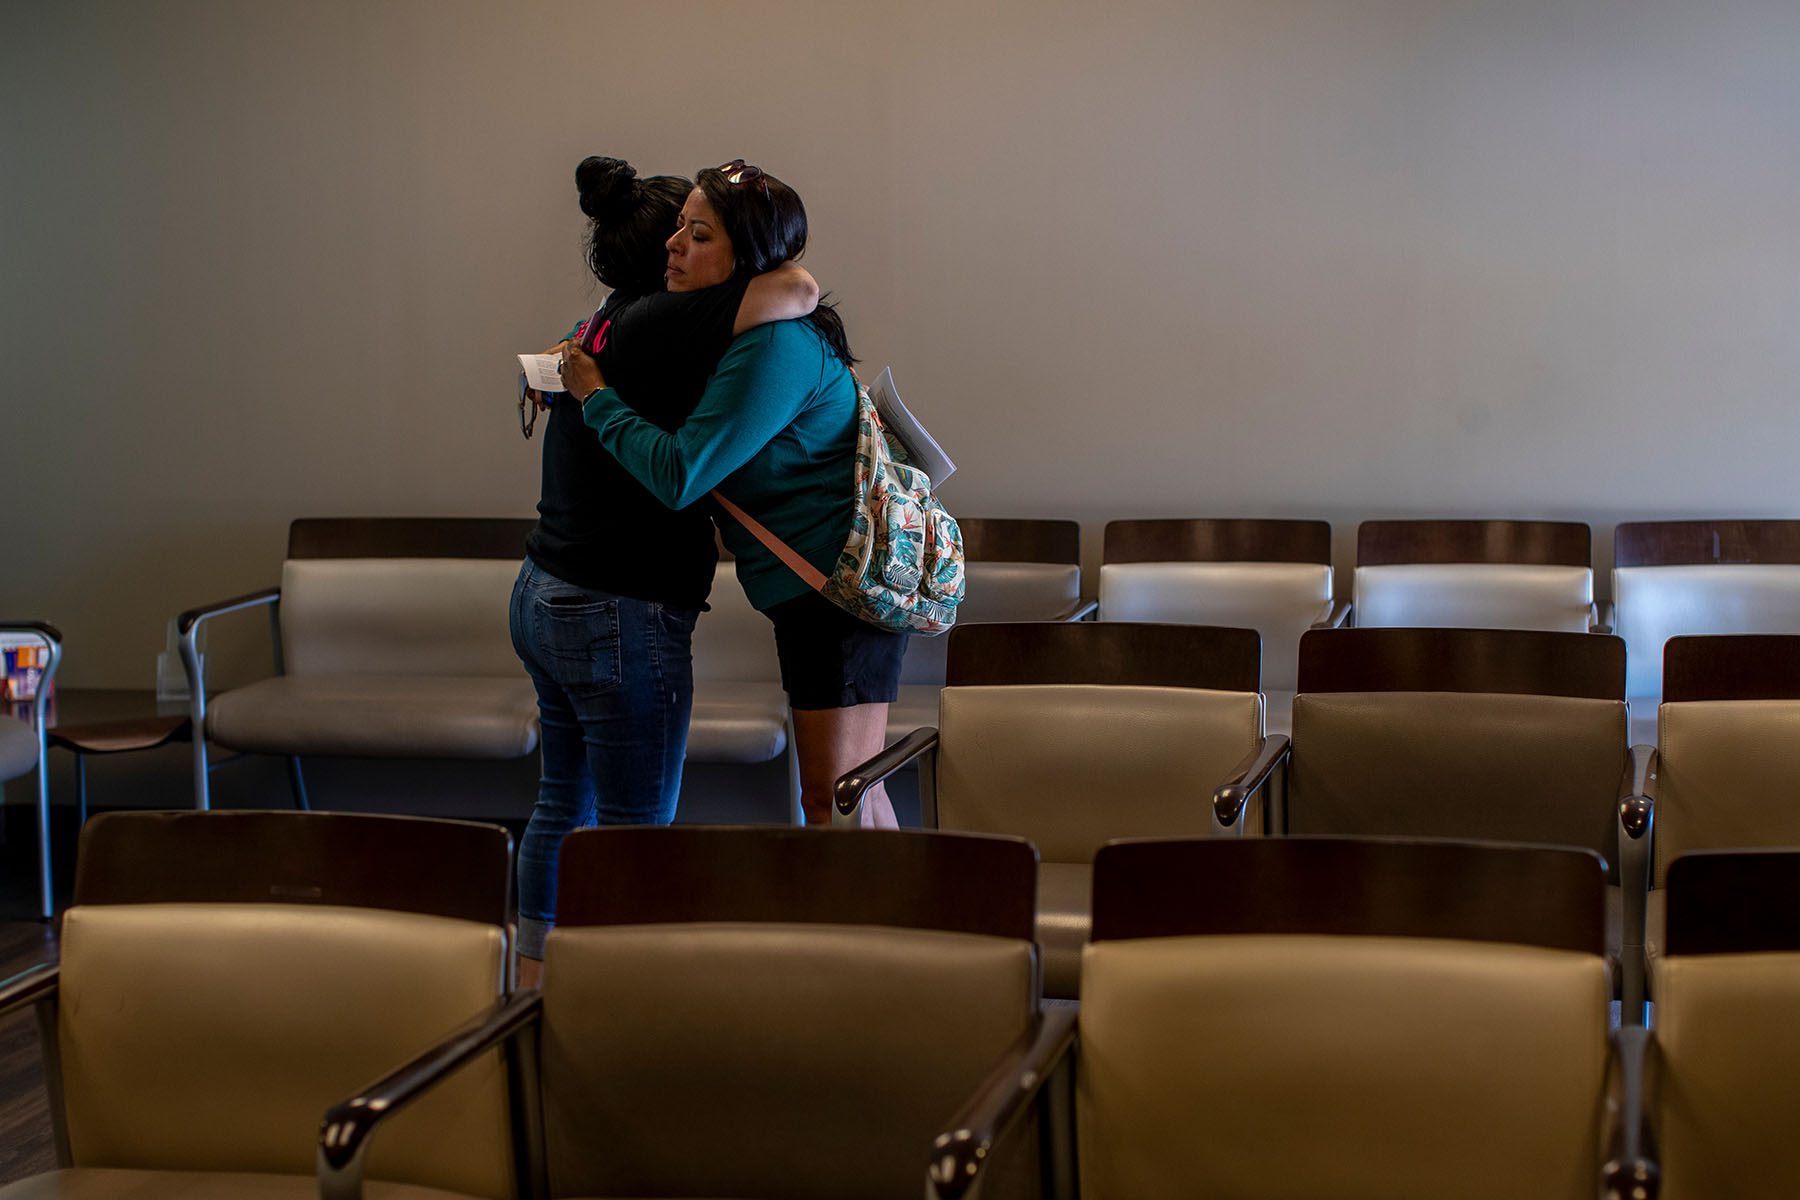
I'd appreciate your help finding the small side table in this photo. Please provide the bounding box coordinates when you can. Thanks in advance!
[47,714,192,827]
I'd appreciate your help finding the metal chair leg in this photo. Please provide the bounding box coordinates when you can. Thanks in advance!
[783,717,803,827]
[74,753,87,829]
[287,756,310,811]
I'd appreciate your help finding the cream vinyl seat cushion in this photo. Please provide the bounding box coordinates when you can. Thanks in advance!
[1098,561,1332,693]
[0,1170,484,1199]
[1352,563,1593,632]
[1077,933,1609,1200]
[0,716,38,779]
[687,566,789,766]
[1614,565,1800,699]
[206,675,538,758]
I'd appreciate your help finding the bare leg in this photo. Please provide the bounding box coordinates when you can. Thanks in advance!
[516,954,543,991]
[791,703,898,828]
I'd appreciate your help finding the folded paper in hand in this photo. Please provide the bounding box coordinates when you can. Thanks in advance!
[517,353,566,394]
[869,367,955,485]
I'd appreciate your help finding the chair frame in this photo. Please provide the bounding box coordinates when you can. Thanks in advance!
[1,619,62,919]
[178,517,535,811]
[313,826,1038,1200]
[931,836,1612,1200]
[0,810,515,1199]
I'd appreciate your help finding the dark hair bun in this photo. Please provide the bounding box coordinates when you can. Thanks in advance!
[576,156,639,221]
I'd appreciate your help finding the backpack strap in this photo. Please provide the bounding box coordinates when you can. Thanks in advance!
[711,491,829,591]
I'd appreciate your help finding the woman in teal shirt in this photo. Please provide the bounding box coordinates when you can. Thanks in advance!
[559,160,905,829]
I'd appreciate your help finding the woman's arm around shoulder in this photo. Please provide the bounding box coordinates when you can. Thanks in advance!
[734,262,818,335]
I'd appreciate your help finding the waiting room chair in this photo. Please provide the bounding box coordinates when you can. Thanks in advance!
[1636,635,1800,994]
[888,517,1093,744]
[1605,849,1800,1200]
[321,825,1044,1200]
[0,620,61,919]
[837,621,1281,998]
[0,810,518,1200]
[1098,517,1340,734]
[1613,519,1800,743]
[931,836,1615,1200]
[180,517,540,812]
[685,552,801,823]
[1219,626,1652,1015]
[1352,518,1599,633]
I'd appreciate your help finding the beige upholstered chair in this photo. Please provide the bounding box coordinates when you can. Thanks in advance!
[0,811,517,1200]
[685,554,800,822]
[1613,520,1800,745]
[1605,850,1800,1200]
[1352,519,1599,634]
[180,518,540,811]
[1229,628,1650,1015]
[1098,518,1340,734]
[932,837,1614,1200]
[0,619,61,918]
[1640,635,1800,992]
[887,517,1092,745]
[328,826,1045,1200]
[838,622,1281,998]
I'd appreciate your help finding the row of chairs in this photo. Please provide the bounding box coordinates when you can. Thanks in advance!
[1,813,1778,1198]
[837,621,1800,1021]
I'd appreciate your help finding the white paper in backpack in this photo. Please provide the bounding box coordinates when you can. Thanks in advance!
[867,367,956,485]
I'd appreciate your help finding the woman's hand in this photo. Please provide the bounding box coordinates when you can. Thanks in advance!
[558,338,606,399]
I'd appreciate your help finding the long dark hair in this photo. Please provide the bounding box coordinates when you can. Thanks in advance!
[695,164,857,368]
[575,156,688,296]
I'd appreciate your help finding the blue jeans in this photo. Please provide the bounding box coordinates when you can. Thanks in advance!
[509,560,698,958]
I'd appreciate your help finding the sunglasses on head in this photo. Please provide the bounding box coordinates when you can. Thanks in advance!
[716,158,769,195]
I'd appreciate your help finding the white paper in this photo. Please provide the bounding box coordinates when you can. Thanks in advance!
[517,353,567,394]
[869,366,956,484]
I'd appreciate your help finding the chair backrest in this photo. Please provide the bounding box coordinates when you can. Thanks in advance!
[1078,837,1609,1200]
[1352,519,1593,632]
[1613,520,1800,699]
[1653,636,1800,880]
[1654,850,1800,1196]
[540,827,1038,1200]
[689,557,784,683]
[899,518,1083,687]
[57,812,514,1197]
[278,517,532,677]
[1289,629,1627,865]
[1097,519,1332,693]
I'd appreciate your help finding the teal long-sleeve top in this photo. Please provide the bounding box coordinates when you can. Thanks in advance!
[581,318,858,611]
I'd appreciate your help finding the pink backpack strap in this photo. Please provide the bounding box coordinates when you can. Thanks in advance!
[711,491,828,591]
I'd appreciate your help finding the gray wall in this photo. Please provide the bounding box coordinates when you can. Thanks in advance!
[5,0,1798,687]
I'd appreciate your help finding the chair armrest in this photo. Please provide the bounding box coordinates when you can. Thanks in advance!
[1602,1025,1659,1200]
[833,727,940,825]
[1310,599,1352,630]
[0,963,58,1019]
[177,587,280,636]
[0,620,63,647]
[1619,744,1656,841]
[1214,734,1290,831]
[0,623,62,729]
[1049,598,1099,623]
[1591,600,1617,636]
[318,989,543,1200]
[927,1005,1078,1200]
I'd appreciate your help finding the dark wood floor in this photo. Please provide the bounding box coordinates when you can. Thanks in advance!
[0,919,58,1183]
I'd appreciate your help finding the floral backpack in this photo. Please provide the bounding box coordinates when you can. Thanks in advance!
[711,377,965,635]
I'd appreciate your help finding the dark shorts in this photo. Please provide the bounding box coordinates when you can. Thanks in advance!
[766,589,908,710]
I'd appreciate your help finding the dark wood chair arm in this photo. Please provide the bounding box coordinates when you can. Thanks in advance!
[833,727,941,822]
[318,989,544,1200]
[177,587,280,636]
[1620,744,1656,841]
[1310,599,1352,630]
[1050,598,1100,623]
[0,963,57,1019]
[926,1006,1078,1200]
[0,620,62,646]
[1214,734,1291,830]
[1602,1025,1659,1200]
[1591,600,1617,636]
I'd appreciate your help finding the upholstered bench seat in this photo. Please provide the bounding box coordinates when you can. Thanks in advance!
[206,675,538,759]
[686,683,790,763]
[0,1169,484,1199]
[0,716,38,778]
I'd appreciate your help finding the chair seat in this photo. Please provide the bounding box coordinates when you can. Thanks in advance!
[884,684,939,747]
[686,682,789,763]
[206,675,538,758]
[1038,861,1093,1000]
[0,1168,482,1199]
[0,716,38,780]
